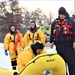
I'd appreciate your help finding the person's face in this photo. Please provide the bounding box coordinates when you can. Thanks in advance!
[59,14,66,19]
[11,26,15,32]
[73,18,75,21]
[31,23,35,28]
[36,49,43,55]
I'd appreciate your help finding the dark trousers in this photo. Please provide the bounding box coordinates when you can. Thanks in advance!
[11,58,17,70]
[55,41,75,75]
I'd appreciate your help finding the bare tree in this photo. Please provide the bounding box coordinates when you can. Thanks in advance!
[30,8,48,26]
[7,0,24,29]
[48,11,54,25]
[0,1,7,30]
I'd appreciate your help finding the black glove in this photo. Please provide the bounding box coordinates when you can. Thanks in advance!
[14,72,19,75]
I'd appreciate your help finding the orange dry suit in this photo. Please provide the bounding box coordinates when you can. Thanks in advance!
[17,45,46,72]
[4,30,24,69]
[23,28,46,47]
[53,19,73,41]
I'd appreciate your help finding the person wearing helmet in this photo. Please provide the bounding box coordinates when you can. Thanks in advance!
[50,7,75,75]
[4,25,24,70]
[17,42,46,72]
[23,21,46,47]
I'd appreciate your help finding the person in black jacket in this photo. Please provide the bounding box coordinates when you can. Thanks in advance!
[72,14,75,21]
[50,7,75,75]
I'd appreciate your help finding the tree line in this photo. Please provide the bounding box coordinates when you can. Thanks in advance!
[0,0,54,33]
[0,0,73,42]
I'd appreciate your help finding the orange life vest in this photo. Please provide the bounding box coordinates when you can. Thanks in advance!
[14,30,20,51]
[53,19,73,41]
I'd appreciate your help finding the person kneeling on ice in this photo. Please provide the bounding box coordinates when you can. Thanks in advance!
[17,42,46,72]
[17,42,50,74]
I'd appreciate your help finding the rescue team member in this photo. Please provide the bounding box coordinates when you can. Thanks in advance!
[23,21,46,47]
[4,25,24,70]
[50,7,75,75]
[17,42,46,72]
[72,14,75,21]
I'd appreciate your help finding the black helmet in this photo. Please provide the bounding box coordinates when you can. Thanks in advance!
[31,42,44,55]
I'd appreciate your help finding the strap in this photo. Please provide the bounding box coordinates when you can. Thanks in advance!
[10,37,15,42]
[28,30,39,41]
[14,30,20,51]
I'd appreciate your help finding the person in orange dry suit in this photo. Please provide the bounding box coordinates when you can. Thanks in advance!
[4,25,24,70]
[23,21,46,47]
[17,42,47,72]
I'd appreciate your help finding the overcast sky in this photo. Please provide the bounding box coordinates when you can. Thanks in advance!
[19,0,74,17]
[0,0,74,17]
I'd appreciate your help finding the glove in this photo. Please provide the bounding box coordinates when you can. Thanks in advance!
[46,70,50,74]
[5,50,8,56]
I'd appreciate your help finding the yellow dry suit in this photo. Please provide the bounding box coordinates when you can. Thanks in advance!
[17,46,46,72]
[4,30,24,69]
[23,29,46,47]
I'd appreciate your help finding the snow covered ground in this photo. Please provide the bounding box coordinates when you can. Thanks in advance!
[0,42,57,70]
[0,43,12,69]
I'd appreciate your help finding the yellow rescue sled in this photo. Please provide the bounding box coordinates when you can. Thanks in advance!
[20,53,66,75]
[0,67,19,75]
